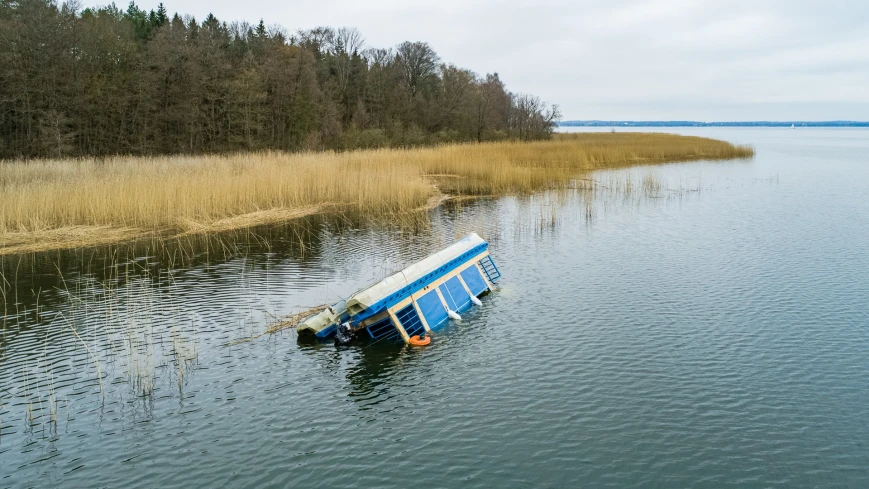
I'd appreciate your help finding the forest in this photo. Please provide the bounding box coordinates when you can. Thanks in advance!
[0,0,561,158]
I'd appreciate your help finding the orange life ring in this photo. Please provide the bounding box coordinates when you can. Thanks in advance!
[409,335,431,346]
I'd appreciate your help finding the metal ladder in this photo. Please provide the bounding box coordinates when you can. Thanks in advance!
[478,255,501,283]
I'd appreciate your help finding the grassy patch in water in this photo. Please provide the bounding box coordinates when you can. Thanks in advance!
[0,133,753,255]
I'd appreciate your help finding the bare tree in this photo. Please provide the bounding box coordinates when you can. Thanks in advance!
[474,73,510,141]
[296,26,334,56]
[332,27,363,55]
[363,47,392,67]
[510,94,561,140]
[331,27,364,94]
[394,41,439,97]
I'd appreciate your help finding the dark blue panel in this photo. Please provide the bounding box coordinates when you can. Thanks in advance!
[416,290,448,330]
[395,304,425,338]
[365,316,399,341]
[443,276,472,312]
[460,266,488,295]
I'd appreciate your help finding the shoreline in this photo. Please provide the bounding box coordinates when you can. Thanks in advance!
[0,193,471,256]
[1,134,753,256]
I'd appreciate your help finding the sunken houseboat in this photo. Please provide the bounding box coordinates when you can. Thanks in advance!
[297,233,500,344]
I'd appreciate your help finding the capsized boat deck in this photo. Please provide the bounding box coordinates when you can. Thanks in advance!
[297,233,500,344]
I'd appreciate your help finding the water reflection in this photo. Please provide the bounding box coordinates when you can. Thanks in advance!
[345,344,407,402]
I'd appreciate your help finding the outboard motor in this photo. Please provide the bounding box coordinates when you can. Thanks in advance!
[334,321,354,346]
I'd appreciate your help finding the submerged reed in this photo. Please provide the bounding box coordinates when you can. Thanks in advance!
[0,133,753,254]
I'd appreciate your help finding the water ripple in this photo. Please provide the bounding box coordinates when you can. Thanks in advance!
[2,128,869,487]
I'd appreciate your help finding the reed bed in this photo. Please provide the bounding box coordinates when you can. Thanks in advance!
[0,133,752,254]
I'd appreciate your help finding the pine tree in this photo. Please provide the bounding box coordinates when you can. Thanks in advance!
[125,1,152,40]
[154,2,167,27]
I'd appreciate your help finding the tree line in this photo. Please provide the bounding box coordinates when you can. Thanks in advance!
[0,0,561,158]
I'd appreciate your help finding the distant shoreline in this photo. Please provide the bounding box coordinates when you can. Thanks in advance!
[560,121,869,127]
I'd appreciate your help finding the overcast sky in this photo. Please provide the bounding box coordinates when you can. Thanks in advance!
[105,0,869,120]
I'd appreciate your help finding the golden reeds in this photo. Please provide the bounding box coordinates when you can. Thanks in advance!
[0,133,753,254]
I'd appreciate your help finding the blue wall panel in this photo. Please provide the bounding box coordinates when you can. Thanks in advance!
[460,266,488,295]
[416,290,448,330]
[438,283,456,310]
[441,276,471,312]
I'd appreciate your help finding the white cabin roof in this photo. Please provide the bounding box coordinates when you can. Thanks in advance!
[345,233,486,314]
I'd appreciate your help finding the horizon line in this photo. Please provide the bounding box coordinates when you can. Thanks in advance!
[559,120,869,127]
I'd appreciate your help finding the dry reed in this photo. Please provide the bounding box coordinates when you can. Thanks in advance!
[225,304,328,346]
[0,133,752,254]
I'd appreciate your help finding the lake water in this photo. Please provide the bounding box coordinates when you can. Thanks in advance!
[2,128,869,488]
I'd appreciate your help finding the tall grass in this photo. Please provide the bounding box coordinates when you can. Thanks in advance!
[0,133,752,254]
